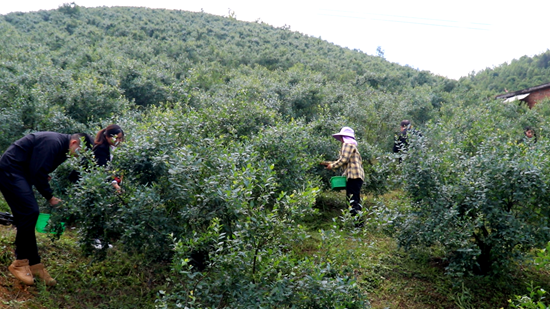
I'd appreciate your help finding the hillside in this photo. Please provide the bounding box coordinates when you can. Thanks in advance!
[0,4,460,151]
[465,49,550,94]
[1,4,440,91]
[1,5,550,309]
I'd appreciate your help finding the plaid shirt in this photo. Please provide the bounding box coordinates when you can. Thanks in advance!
[330,143,364,181]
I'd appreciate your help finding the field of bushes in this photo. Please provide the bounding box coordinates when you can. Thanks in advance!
[1,4,550,308]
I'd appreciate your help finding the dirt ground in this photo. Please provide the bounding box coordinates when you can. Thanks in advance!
[0,225,39,309]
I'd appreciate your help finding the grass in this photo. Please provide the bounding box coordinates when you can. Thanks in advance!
[1,190,549,308]
[0,225,167,309]
[311,191,550,309]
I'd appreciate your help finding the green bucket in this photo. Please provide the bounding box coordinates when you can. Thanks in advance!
[330,176,347,190]
[36,213,65,235]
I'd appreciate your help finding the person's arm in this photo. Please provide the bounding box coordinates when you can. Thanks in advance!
[32,166,55,201]
[327,143,353,170]
[28,134,68,201]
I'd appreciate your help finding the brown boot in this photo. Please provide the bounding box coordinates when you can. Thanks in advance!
[30,263,57,286]
[8,259,35,285]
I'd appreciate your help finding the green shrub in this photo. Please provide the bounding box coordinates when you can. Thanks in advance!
[157,208,368,308]
[509,282,549,309]
[398,132,550,276]
[509,242,550,309]
[52,105,322,260]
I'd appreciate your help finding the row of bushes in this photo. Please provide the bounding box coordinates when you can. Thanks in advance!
[45,102,373,307]
[396,99,550,277]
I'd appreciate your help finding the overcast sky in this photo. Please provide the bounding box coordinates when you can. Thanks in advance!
[1,0,549,80]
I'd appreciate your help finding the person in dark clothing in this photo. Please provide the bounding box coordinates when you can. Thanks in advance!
[93,124,124,167]
[93,124,125,192]
[392,119,423,163]
[67,124,125,185]
[515,126,537,150]
[0,132,93,286]
[393,120,411,154]
[522,126,537,143]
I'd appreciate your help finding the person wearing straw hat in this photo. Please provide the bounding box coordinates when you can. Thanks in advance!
[322,127,365,216]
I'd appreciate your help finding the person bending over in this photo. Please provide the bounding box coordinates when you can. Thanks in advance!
[0,132,93,286]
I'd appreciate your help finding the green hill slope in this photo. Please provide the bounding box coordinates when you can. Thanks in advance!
[2,5,441,89]
[0,4,456,150]
[1,6,550,309]
[466,49,550,94]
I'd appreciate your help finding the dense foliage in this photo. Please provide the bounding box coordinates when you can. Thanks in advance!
[46,102,373,307]
[466,49,550,94]
[1,3,550,308]
[509,242,550,308]
[397,99,550,276]
[0,4,464,152]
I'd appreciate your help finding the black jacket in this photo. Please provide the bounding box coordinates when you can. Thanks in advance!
[0,132,71,200]
[68,142,111,183]
[393,129,409,153]
[93,143,111,167]
[393,128,423,153]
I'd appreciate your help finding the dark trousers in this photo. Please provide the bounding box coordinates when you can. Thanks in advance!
[0,169,41,265]
[346,178,363,215]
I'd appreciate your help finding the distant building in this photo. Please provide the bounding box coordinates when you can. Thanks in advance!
[495,82,550,108]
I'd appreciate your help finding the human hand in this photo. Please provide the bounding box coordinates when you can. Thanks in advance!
[325,164,332,170]
[49,197,62,206]
[112,182,122,194]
